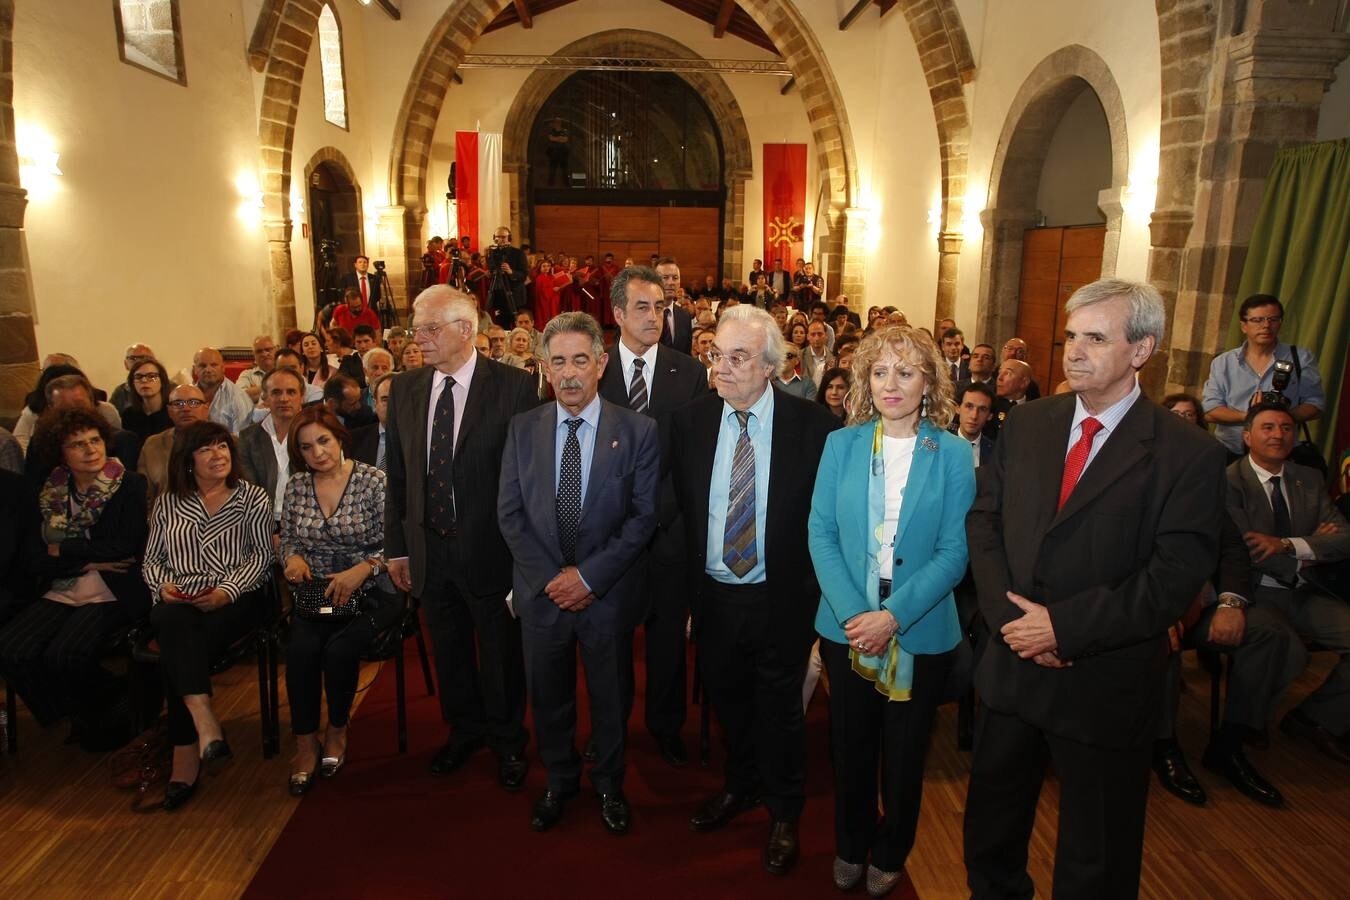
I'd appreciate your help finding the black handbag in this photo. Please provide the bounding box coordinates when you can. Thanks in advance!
[291,576,369,619]
[1287,346,1328,477]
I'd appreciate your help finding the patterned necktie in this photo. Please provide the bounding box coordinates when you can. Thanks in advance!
[426,376,456,530]
[556,418,584,566]
[1057,416,1103,511]
[376,432,387,472]
[629,357,649,414]
[1269,476,1292,537]
[722,410,758,578]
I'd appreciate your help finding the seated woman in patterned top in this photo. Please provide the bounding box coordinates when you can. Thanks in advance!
[142,420,274,811]
[280,406,400,795]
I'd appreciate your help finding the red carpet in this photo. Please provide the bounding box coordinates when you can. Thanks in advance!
[245,626,919,899]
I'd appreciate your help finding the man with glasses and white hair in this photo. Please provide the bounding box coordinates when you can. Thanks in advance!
[1201,293,1324,459]
[383,285,539,791]
[669,304,840,876]
[964,278,1227,899]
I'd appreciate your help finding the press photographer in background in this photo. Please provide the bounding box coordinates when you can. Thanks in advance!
[485,226,528,327]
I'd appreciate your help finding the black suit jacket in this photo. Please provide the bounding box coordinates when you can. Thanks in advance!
[349,423,382,468]
[598,344,710,565]
[766,270,793,297]
[967,392,1226,749]
[669,387,840,653]
[384,358,539,597]
[338,271,382,307]
[497,398,661,633]
[237,421,283,504]
[659,306,694,355]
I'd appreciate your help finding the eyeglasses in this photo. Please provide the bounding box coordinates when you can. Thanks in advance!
[707,350,763,369]
[409,319,468,337]
[62,436,105,453]
[132,372,161,382]
[1242,315,1282,325]
[169,399,206,409]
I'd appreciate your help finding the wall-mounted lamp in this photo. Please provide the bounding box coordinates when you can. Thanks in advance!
[16,122,63,202]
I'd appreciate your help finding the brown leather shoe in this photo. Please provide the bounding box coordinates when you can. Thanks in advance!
[763,821,799,875]
[1281,709,1350,765]
[689,790,762,833]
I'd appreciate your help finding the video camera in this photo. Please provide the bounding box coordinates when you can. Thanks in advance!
[373,259,386,273]
[318,237,340,263]
[1253,359,1294,407]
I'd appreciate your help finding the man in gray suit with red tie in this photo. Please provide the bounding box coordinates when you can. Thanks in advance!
[498,311,661,835]
[964,279,1226,898]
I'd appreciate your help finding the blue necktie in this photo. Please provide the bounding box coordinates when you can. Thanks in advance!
[722,411,758,578]
[556,418,584,565]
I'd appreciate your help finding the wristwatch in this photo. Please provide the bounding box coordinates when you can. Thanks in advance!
[1217,592,1250,610]
[369,559,383,578]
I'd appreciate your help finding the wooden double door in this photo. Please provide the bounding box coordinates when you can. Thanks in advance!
[1015,225,1106,391]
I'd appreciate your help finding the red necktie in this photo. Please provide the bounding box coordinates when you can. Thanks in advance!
[1057,417,1103,511]
[360,274,369,305]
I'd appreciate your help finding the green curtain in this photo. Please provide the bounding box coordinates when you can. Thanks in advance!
[1232,138,1350,464]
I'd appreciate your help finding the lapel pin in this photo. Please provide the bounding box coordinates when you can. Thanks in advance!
[611,440,619,448]
[921,437,939,452]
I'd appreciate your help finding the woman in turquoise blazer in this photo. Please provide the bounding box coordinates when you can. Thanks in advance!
[807,325,975,896]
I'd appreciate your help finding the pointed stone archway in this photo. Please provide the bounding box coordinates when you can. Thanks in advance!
[499,30,753,283]
[976,45,1130,347]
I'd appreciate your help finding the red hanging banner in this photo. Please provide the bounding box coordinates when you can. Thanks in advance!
[763,143,807,271]
[455,131,479,253]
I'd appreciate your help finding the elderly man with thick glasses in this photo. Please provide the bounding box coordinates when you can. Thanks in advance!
[1201,293,1325,459]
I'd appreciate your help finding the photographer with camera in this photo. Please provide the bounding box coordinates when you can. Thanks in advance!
[485,226,527,327]
[1202,294,1324,461]
[338,256,382,314]
[331,287,381,336]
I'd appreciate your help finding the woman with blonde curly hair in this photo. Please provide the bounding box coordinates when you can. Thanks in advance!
[806,325,975,896]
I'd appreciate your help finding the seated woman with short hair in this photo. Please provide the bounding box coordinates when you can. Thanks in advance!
[0,409,149,750]
[280,406,400,795]
[142,421,274,810]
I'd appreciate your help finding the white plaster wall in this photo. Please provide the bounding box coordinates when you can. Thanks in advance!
[16,0,270,395]
[952,0,1162,342]
[1037,88,1111,227]
[421,0,817,286]
[287,0,378,329]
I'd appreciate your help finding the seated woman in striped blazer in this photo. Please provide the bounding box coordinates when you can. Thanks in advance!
[142,421,274,811]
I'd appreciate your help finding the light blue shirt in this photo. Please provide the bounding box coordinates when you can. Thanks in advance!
[1067,380,1140,474]
[554,394,602,506]
[206,377,256,435]
[1202,341,1324,454]
[706,384,774,584]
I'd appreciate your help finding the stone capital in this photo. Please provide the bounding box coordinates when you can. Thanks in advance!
[0,184,27,229]
[1228,30,1350,98]
[979,207,1039,238]
[937,231,963,255]
[263,219,293,244]
[1149,210,1194,249]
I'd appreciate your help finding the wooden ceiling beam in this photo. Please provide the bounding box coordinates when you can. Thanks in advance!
[713,0,735,38]
[838,0,871,30]
[513,0,533,28]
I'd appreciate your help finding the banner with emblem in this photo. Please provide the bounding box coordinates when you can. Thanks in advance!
[763,143,807,271]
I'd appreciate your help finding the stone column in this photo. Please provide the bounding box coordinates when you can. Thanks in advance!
[838,206,865,307]
[264,220,296,332]
[935,231,963,321]
[977,207,1040,346]
[376,205,418,314]
[1164,0,1350,394]
[0,0,39,419]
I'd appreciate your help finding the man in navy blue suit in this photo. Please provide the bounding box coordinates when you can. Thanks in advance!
[498,311,661,836]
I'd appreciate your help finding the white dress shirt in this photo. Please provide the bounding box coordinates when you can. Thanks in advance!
[425,351,477,472]
[617,340,659,402]
[1246,456,1315,588]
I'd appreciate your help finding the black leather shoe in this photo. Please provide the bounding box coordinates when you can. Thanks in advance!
[430,738,484,776]
[763,820,799,876]
[582,737,598,763]
[1202,744,1284,807]
[1281,709,1350,765]
[598,790,631,835]
[529,788,576,832]
[497,753,529,792]
[1242,725,1270,750]
[162,774,200,811]
[1153,741,1207,806]
[690,790,762,833]
[654,733,688,768]
[200,738,232,763]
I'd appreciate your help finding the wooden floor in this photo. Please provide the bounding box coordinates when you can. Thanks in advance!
[1,651,1347,898]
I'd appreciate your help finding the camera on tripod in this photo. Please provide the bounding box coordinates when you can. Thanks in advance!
[373,259,386,273]
[318,237,340,263]
[1253,359,1294,408]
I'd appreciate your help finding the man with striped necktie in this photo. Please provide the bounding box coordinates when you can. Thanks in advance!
[669,305,840,876]
[598,266,709,768]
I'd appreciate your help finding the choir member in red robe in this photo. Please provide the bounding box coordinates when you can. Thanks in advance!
[532,259,562,325]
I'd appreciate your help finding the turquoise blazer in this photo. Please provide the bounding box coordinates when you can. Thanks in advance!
[808,418,975,653]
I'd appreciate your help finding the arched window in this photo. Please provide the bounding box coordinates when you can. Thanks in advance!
[317,5,347,129]
[113,0,187,85]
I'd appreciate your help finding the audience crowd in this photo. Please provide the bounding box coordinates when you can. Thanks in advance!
[1,243,1347,899]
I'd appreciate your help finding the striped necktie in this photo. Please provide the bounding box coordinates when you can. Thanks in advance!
[722,410,758,578]
[629,357,649,414]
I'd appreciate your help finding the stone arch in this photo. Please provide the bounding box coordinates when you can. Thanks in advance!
[896,0,975,320]
[976,44,1130,345]
[499,30,753,282]
[384,0,861,305]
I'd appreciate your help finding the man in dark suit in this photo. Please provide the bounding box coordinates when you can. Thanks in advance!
[337,255,382,314]
[950,381,995,468]
[598,266,709,767]
[941,327,972,385]
[964,279,1226,898]
[385,285,539,791]
[765,258,792,298]
[669,305,839,876]
[655,257,694,354]
[498,311,660,835]
[237,368,305,524]
[1221,403,1350,769]
[1001,337,1041,400]
[349,372,393,470]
